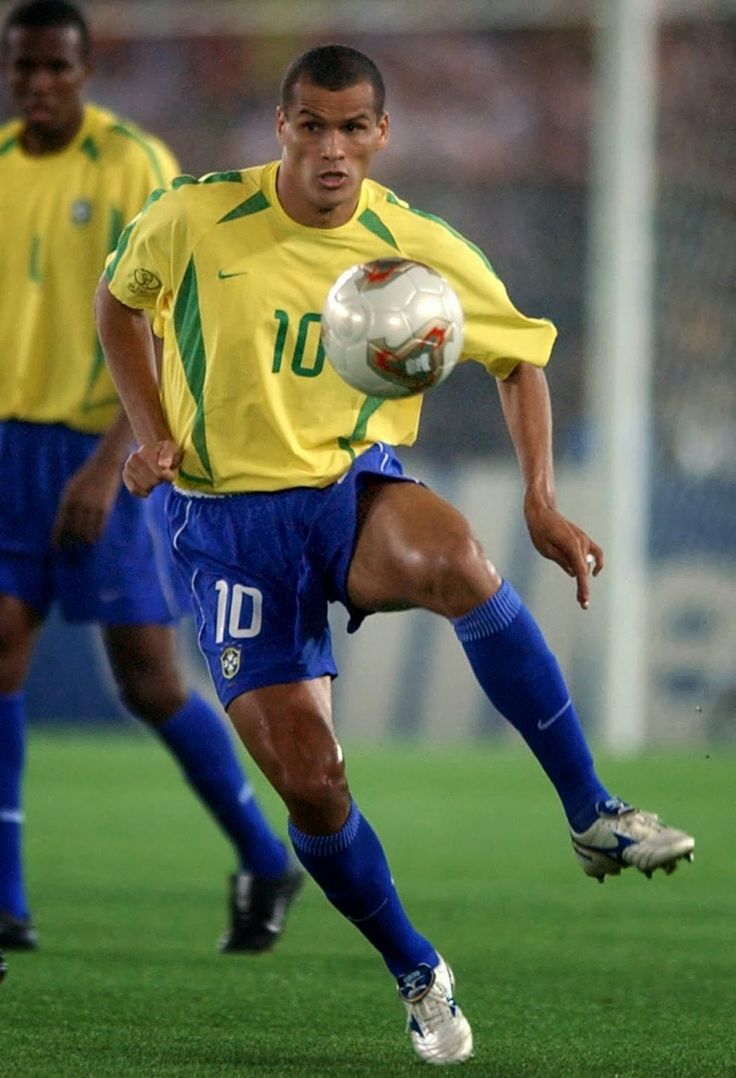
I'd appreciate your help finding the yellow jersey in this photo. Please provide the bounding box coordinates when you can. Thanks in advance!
[106,161,556,492]
[0,102,179,434]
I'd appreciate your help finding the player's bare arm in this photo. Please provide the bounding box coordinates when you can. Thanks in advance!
[497,361,603,609]
[51,409,133,547]
[94,278,182,497]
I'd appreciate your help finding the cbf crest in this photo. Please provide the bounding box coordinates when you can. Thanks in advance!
[220,646,241,680]
[70,199,92,225]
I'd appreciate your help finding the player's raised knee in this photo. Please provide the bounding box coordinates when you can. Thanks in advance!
[415,531,495,617]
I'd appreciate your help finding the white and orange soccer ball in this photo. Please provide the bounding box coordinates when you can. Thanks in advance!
[320,258,464,399]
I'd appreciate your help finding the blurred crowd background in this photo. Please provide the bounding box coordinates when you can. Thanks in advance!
[1,1,734,744]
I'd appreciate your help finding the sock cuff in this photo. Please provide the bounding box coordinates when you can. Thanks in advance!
[452,579,522,641]
[288,800,361,857]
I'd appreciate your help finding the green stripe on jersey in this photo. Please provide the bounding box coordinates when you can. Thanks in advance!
[203,171,243,185]
[173,171,243,191]
[87,211,128,411]
[107,206,124,252]
[105,186,167,280]
[337,396,385,459]
[357,208,398,250]
[110,122,169,187]
[0,135,18,156]
[174,257,213,483]
[82,338,106,411]
[28,236,42,282]
[80,135,99,161]
[386,192,496,275]
[218,190,270,224]
[172,175,198,189]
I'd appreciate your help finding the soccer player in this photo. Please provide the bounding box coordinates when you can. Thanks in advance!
[95,44,695,1065]
[0,0,303,954]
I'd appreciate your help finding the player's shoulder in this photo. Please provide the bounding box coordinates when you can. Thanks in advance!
[364,179,495,275]
[130,163,268,243]
[84,103,178,178]
[158,162,269,215]
[368,180,459,239]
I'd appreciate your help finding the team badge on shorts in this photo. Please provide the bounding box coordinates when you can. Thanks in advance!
[220,646,241,680]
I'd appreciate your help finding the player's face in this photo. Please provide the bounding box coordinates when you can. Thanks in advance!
[3,25,90,153]
[276,78,389,228]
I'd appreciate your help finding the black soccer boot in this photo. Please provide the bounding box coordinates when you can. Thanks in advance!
[218,862,305,954]
[0,911,38,950]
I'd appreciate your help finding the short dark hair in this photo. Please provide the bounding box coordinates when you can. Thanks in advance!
[2,0,91,60]
[280,44,386,116]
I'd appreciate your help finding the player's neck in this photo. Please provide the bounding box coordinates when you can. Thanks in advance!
[276,169,360,229]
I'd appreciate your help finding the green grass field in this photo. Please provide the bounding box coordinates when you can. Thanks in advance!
[2,733,733,1077]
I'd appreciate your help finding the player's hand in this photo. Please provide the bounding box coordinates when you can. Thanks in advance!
[123,440,183,498]
[524,500,604,610]
[51,459,122,548]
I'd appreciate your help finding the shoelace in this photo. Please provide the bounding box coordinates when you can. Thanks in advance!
[408,987,456,1035]
[619,809,663,833]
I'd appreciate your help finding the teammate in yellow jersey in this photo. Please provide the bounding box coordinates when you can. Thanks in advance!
[96,44,694,1066]
[0,0,302,955]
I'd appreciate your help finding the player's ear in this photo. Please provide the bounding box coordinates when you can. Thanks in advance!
[276,105,287,143]
[376,111,389,150]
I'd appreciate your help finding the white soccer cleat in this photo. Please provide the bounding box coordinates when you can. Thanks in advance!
[397,955,473,1065]
[571,798,695,882]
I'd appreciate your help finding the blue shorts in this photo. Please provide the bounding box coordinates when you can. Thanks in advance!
[168,443,412,707]
[0,420,187,624]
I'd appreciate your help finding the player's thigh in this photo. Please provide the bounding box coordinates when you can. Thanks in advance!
[347,479,498,616]
[227,676,350,832]
[102,622,187,722]
[0,592,44,691]
[56,484,184,626]
[169,490,337,711]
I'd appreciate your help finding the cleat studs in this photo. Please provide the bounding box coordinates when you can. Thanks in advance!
[644,869,653,879]
[685,852,694,863]
[597,876,605,885]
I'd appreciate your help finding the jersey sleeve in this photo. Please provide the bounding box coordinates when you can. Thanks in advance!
[105,185,179,312]
[394,206,557,379]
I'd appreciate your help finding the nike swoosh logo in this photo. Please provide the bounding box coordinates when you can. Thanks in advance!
[217,269,248,280]
[537,698,571,730]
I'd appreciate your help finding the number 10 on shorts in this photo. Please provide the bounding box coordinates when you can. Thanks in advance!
[214,580,263,643]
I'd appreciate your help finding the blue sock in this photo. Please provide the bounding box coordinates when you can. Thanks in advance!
[155,693,287,878]
[0,692,29,918]
[453,581,610,831]
[289,800,437,978]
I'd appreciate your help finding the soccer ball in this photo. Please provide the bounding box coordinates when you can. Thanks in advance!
[320,258,464,399]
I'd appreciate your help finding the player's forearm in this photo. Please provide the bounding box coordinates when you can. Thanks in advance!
[496,362,556,512]
[88,408,134,471]
[94,278,172,448]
